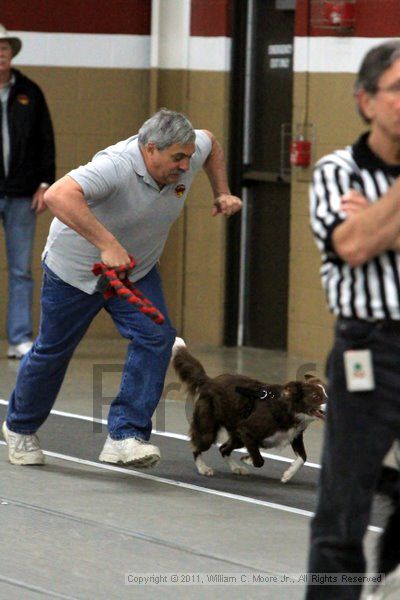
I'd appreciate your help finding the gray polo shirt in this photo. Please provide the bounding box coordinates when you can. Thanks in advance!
[43,130,212,294]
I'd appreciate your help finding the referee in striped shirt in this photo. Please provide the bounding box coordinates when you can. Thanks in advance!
[307,42,400,599]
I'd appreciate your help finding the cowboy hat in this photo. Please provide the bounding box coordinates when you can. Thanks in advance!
[0,24,22,57]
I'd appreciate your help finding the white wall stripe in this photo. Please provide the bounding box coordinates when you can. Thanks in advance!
[189,37,231,72]
[12,31,151,69]
[10,31,399,73]
[10,30,231,71]
[294,36,400,73]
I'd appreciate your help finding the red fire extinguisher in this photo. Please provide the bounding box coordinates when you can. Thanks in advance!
[290,138,311,168]
[323,1,356,28]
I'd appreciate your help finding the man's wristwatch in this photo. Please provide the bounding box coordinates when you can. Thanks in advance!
[39,182,50,190]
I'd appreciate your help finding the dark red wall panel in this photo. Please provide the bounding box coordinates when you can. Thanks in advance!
[296,0,400,37]
[355,0,400,37]
[2,0,151,34]
[295,0,311,36]
[190,0,232,36]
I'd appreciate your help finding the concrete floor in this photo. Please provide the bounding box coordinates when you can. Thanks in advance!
[0,338,390,599]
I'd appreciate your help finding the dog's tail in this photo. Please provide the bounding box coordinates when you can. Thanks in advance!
[172,345,210,397]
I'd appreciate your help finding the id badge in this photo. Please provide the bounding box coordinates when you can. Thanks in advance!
[343,349,375,392]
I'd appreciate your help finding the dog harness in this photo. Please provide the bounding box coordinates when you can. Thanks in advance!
[92,257,165,324]
[235,385,281,401]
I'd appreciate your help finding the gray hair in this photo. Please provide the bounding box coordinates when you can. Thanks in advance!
[355,41,400,122]
[138,108,195,150]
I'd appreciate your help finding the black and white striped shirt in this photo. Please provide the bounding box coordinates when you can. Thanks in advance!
[310,133,400,320]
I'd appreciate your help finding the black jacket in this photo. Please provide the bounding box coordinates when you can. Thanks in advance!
[0,68,55,197]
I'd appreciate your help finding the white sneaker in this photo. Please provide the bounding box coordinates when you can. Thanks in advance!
[2,422,45,465]
[7,341,33,359]
[99,436,161,468]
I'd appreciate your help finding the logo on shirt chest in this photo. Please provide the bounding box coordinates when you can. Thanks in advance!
[17,94,30,105]
[174,184,186,198]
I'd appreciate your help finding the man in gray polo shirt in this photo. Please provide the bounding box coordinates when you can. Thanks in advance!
[2,108,242,468]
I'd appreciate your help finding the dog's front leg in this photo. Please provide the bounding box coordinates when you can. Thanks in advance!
[247,447,264,468]
[219,436,248,475]
[281,433,306,483]
[238,430,264,468]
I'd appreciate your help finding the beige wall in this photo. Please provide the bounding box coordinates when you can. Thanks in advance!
[153,69,231,344]
[1,64,371,355]
[0,65,230,344]
[288,72,365,359]
[0,66,150,340]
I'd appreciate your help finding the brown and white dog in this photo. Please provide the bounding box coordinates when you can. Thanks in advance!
[172,339,326,483]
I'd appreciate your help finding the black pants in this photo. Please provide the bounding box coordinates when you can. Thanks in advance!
[306,319,400,600]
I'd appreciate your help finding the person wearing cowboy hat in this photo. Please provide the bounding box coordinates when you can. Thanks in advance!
[0,24,55,358]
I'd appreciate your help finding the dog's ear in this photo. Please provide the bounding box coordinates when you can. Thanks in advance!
[283,381,304,400]
[304,373,315,381]
[303,373,327,392]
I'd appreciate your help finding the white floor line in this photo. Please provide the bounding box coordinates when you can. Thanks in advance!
[0,398,321,469]
[0,440,382,533]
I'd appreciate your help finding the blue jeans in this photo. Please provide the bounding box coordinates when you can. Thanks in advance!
[6,263,176,441]
[0,197,36,344]
[306,319,400,600]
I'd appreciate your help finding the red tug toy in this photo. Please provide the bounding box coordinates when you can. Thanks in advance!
[92,257,165,325]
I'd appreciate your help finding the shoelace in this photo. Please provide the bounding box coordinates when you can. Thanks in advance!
[15,434,40,452]
[113,437,151,449]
